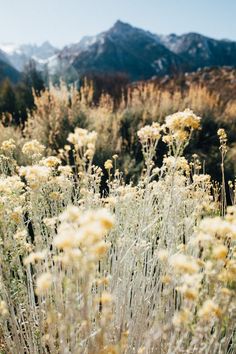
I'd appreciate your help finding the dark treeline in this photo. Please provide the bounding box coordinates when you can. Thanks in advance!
[0,67,132,125]
[0,60,44,124]
[80,72,130,106]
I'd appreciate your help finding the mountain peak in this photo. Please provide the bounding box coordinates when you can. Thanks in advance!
[110,20,133,33]
[40,41,55,49]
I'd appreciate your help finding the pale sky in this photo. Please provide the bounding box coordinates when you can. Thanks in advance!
[0,0,235,47]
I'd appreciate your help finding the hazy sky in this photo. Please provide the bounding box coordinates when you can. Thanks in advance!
[0,0,235,47]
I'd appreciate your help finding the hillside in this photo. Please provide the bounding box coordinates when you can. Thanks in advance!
[153,66,236,103]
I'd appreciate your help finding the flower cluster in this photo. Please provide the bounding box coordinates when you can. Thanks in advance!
[19,165,51,190]
[137,122,161,143]
[40,156,61,168]
[165,108,201,132]
[68,128,97,151]
[1,138,16,153]
[163,109,201,154]
[163,156,190,174]
[22,140,45,159]
[104,159,113,170]
[54,206,114,263]
[217,128,228,154]
[35,272,52,295]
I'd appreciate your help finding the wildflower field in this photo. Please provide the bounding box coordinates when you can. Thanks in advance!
[0,83,235,353]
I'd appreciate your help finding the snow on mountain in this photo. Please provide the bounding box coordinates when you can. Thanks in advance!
[158,33,236,70]
[0,41,59,71]
[0,43,22,55]
[0,48,10,64]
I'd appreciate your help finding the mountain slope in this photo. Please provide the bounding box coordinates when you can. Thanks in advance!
[71,21,184,80]
[56,22,236,81]
[0,58,20,83]
[153,66,236,103]
[159,33,236,71]
[0,42,59,71]
[0,49,10,65]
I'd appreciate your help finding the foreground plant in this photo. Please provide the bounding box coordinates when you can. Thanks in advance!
[0,109,234,353]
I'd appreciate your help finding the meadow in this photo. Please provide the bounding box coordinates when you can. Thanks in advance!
[0,82,235,353]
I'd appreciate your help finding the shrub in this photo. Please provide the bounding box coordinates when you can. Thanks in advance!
[0,110,235,353]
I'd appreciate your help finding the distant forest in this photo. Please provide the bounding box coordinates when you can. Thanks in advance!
[0,63,130,124]
[0,61,45,124]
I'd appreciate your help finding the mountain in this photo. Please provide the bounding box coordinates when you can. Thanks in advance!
[0,21,235,83]
[52,21,236,82]
[0,58,20,83]
[158,32,236,71]
[0,42,59,71]
[68,21,184,81]
[0,48,10,65]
